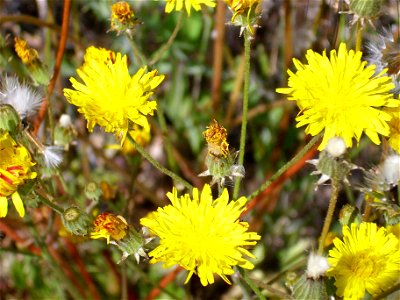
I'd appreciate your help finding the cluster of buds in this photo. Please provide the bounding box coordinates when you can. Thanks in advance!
[90,212,149,263]
[199,120,244,187]
[225,0,261,35]
[110,1,142,36]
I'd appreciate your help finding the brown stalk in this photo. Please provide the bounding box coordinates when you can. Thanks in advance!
[34,0,71,134]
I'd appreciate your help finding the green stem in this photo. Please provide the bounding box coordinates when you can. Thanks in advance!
[318,175,340,255]
[233,29,251,199]
[36,188,64,215]
[129,38,147,66]
[149,11,184,66]
[156,106,177,172]
[373,283,400,300]
[355,19,363,52]
[238,267,266,300]
[247,133,322,200]
[127,134,193,191]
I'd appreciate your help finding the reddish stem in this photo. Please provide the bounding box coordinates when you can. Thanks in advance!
[34,0,71,134]
[145,267,183,300]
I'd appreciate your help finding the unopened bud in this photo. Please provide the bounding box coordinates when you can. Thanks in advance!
[0,104,21,134]
[62,206,91,236]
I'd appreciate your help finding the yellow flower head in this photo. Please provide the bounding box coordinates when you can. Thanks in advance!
[63,46,164,143]
[90,212,129,244]
[0,131,37,218]
[203,119,229,158]
[165,0,216,16]
[327,222,400,299]
[140,184,260,286]
[277,43,400,150]
[384,106,400,153]
[14,37,39,66]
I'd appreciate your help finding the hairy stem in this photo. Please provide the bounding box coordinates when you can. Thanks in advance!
[126,134,193,191]
[233,29,251,199]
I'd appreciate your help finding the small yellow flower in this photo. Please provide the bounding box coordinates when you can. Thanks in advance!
[14,37,39,66]
[277,43,400,150]
[63,46,164,143]
[203,119,229,158]
[165,0,215,16]
[140,184,260,286]
[384,106,400,153]
[327,222,400,299]
[0,131,37,218]
[90,212,129,244]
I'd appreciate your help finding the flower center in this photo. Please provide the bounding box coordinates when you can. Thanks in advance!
[350,250,386,279]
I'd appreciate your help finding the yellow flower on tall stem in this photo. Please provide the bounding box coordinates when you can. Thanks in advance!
[277,43,400,150]
[0,131,37,218]
[327,222,400,299]
[140,184,260,286]
[164,0,215,15]
[63,46,164,144]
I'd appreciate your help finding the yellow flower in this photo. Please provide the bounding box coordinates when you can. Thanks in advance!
[165,0,215,15]
[203,119,229,158]
[63,46,164,143]
[277,43,400,150]
[90,212,129,244]
[327,222,400,299]
[140,184,260,286]
[384,106,400,153]
[14,37,39,66]
[0,131,37,218]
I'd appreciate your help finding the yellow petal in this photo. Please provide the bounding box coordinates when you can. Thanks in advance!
[11,192,25,217]
[0,196,8,217]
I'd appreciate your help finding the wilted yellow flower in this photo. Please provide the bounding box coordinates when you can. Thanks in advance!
[110,1,141,35]
[225,0,261,34]
[90,212,129,244]
[0,131,37,218]
[165,0,215,16]
[203,119,229,158]
[277,43,400,150]
[14,37,39,66]
[63,46,164,143]
[140,184,260,286]
[328,222,400,299]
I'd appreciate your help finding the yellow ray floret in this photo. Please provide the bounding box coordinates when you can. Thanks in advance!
[0,131,36,218]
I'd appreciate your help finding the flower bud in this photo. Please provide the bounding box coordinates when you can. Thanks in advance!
[349,0,383,18]
[112,227,147,263]
[292,274,327,299]
[85,182,102,201]
[61,206,91,236]
[0,104,21,134]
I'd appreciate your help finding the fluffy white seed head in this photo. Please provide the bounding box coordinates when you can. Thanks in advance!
[0,77,43,119]
[381,154,400,186]
[306,253,329,279]
[43,146,64,168]
[59,114,72,128]
[325,137,346,157]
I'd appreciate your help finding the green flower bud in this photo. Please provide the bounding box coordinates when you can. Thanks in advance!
[339,204,361,227]
[349,0,383,18]
[113,227,147,263]
[0,104,21,134]
[292,274,327,299]
[61,206,91,236]
[85,182,102,201]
